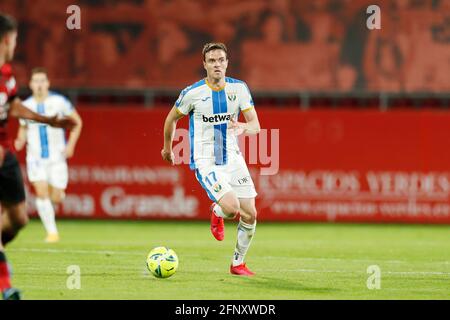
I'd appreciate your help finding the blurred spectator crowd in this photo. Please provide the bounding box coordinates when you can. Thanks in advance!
[2,0,449,92]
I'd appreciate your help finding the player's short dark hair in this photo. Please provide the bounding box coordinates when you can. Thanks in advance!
[31,67,48,77]
[202,43,228,61]
[0,14,18,41]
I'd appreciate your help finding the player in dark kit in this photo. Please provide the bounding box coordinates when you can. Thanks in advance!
[0,14,76,299]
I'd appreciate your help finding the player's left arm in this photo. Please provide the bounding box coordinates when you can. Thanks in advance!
[230,83,260,135]
[64,110,83,159]
[230,107,260,135]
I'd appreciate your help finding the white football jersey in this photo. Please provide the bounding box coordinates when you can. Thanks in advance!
[20,92,74,161]
[175,77,254,170]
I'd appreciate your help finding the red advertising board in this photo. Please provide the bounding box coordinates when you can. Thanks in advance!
[12,107,450,224]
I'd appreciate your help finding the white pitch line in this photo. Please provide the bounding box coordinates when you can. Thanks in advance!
[282,269,450,276]
[8,248,450,271]
[385,271,450,276]
[8,248,450,277]
[8,247,142,256]
[7,247,205,258]
[255,255,450,265]
[260,255,405,264]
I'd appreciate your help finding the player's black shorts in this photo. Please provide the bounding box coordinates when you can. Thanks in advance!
[0,151,26,205]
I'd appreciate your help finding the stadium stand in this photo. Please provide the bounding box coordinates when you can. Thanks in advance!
[3,0,449,107]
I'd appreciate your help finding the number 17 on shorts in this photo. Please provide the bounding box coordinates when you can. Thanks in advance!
[195,170,232,202]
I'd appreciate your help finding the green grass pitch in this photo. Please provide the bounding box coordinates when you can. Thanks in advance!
[5,218,450,300]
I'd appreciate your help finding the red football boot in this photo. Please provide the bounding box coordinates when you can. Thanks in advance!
[230,263,255,276]
[210,203,224,241]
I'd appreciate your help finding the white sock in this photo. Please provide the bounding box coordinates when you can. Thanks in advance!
[232,219,256,267]
[213,204,235,219]
[35,198,58,235]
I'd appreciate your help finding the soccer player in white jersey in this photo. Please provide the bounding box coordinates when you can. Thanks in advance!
[14,68,83,243]
[162,43,260,276]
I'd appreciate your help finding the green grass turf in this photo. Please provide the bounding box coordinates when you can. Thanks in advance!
[4,218,450,300]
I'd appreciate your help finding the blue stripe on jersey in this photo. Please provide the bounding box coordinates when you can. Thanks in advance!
[225,77,243,84]
[176,79,206,107]
[37,102,49,159]
[63,130,67,145]
[212,90,228,165]
[219,89,228,164]
[189,110,196,170]
[195,169,217,202]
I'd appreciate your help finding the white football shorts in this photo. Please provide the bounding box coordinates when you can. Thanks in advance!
[194,153,257,202]
[26,157,69,189]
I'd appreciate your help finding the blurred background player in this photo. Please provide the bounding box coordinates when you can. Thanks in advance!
[14,68,83,243]
[0,13,75,299]
[162,43,261,276]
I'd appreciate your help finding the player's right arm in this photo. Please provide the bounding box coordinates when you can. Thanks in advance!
[14,123,27,152]
[9,97,76,130]
[162,86,193,165]
[161,106,185,165]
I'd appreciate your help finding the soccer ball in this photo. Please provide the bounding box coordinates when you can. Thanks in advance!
[146,246,179,278]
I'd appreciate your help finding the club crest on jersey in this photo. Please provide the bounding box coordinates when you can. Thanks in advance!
[213,183,222,193]
[227,94,236,101]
